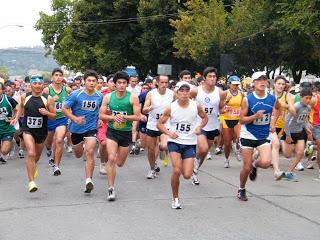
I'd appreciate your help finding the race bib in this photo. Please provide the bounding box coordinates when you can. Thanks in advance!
[0,107,8,120]
[55,102,63,112]
[27,117,43,128]
[155,113,163,120]
[229,108,240,117]
[175,122,191,135]
[111,110,127,129]
[253,113,271,125]
[204,107,214,115]
[297,114,308,123]
[81,101,97,111]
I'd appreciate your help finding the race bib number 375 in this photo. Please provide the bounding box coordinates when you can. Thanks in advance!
[27,117,43,129]
[81,101,97,111]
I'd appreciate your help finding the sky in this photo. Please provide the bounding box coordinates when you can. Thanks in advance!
[0,0,52,48]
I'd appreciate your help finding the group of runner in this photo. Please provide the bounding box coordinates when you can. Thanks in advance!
[1,66,320,209]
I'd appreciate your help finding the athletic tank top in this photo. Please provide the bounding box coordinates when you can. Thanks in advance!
[274,91,287,129]
[312,94,320,126]
[240,92,276,140]
[195,86,220,131]
[108,91,133,131]
[146,88,174,131]
[168,100,198,145]
[223,89,242,120]
[48,84,67,119]
[0,95,15,134]
[23,92,48,135]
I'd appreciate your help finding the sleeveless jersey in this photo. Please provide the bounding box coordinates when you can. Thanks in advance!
[0,95,15,135]
[146,88,174,131]
[23,92,48,135]
[195,86,220,131]
[274,92,287,129]
[108,91,133,131]
[168,100,198,145]
[311,94,320,126]
[240,92,276,140]
[48,84,67,119]
[223,89,242,121]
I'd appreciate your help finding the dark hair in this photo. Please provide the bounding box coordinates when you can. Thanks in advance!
[314,81,320,91]
[107,74,115,82]
[274,75,287,83]
[203,67,218,78]
[24,76,30,83]
[52,68,63,76]
[74,76,82,81]
[179,70,191,79]
[113,71,130,83]
[300,88,312,97]
[0,82,4,90]
[83,70,98,81]
[157,75,169,82]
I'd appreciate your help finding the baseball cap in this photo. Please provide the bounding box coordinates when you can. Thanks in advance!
[229,75,241,85]
[175,81,192,91]
[251,71,267,80]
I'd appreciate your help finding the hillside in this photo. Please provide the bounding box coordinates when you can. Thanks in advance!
[0,47,59,76]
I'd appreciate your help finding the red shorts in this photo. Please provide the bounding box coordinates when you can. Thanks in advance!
[97,122,108,143]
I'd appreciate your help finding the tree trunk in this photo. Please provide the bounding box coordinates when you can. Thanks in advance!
[292,68,303,84]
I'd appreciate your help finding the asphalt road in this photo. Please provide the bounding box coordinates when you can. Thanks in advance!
[1,148,320,240]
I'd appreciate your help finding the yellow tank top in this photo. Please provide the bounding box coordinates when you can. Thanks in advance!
[224,90,242,120]
[275,92,287,129]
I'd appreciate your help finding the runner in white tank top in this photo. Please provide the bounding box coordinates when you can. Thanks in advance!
[190,67,226,185]
[143,75,174,179]
[157,83,207,209]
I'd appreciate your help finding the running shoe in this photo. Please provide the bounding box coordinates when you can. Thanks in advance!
[154,161,160,173]
[224,159,230,168]
[162,153,169,167]
[28,181,38,193]
[306,161,314,169]
[193,158,200,174]
[206,152,212,160]
[66,146,73,153]
[214,147,222,155]
[107,187,116,201]
[84,179,94,193]
[249,166,257,181]
[53,166,61,176]
[140,148,145,152]
[18,149,25,158]
[171,198,182,209]
[274,171,285,181]
[48,158,54,166]
[311,155,317,161]
[285,172,298,182]
[192,172,200,185]
[46,148,52,158]
[134,142,140,155]
[237,189,248,201]
[129,145,135,155]
[295,162,304,171]
[147,170,156,179]
[99,163,107,175]
[0,157,7,164]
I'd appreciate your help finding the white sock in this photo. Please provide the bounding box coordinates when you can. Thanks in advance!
[86,178,92,184]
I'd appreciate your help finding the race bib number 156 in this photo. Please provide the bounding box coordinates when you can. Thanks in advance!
[81,101,97,111]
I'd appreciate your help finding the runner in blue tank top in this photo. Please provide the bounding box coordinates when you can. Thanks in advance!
[62,70,103,194]
[237,72,281,201]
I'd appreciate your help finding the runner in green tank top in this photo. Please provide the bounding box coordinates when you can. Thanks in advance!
[43,68,72,176]
[99,71,141,201]
[0,82,18,163]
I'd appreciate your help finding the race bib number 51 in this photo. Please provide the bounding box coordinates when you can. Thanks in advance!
[81,101,97,111]
[27,117,43,128]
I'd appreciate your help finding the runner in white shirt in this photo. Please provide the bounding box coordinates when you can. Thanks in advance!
[190,67,226,185]
[157,83,207,209]
[143,75,174,179]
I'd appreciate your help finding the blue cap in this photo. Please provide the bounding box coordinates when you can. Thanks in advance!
[30,75,44,84]
[229,75,240,85]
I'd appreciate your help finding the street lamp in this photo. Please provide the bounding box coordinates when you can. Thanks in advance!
[0,24,24,30]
